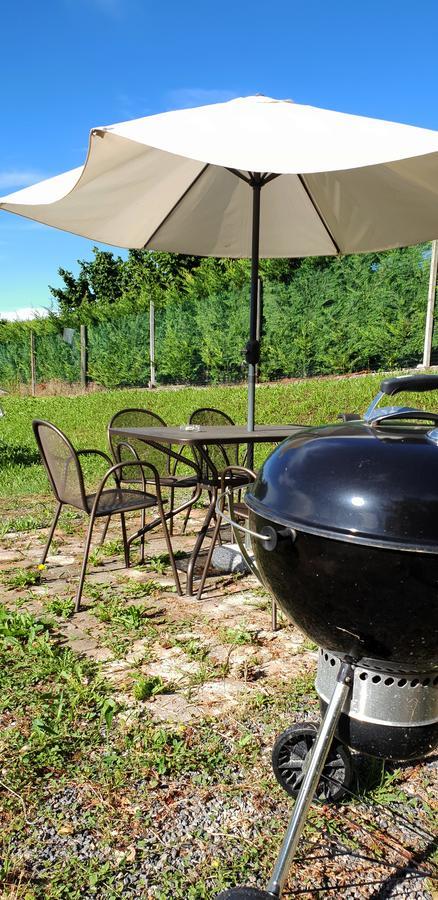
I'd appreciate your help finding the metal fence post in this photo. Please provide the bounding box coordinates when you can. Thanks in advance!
[30,330,36,396]
[422,240,438,368]
[80,324,88,390]
[149,301,156,388]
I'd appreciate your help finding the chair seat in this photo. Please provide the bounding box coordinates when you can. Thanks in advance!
[87,488,157,516]
[116,473,199,489]
[156,473,199,489]
[200,472,250,490]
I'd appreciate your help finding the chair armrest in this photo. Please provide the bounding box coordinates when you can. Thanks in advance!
[88,459,165,519]
[141,439,201,479]
[219,464,256,492]
[77,448,113,466]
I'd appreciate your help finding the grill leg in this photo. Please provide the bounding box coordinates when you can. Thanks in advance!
[266,660,354,897]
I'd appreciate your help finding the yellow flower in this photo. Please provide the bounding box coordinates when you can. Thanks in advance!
[37,564,46,571]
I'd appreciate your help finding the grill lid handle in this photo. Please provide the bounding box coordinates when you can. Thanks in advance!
[380,374,438,396]
[370,409,438,427]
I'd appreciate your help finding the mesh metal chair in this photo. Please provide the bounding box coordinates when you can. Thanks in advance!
[196,465,279,628]
[195,465,256,600]
[107,408,202,586]
[189,407,241,475]
[183,408,250,595]
[32,419,176,611]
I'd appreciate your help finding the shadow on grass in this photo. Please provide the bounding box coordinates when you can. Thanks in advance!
[0,440,40,467]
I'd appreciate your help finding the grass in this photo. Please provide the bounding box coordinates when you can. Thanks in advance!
[2,375,438,896]
[1,606,436,898]
[0,607,287,897]
[1,370,433,498]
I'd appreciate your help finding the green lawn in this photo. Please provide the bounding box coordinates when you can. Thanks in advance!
[0,371,434,497]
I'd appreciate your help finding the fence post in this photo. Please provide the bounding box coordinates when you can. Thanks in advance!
[30,330,36,397]
[80,325,88,390]
[149,301,156,388]
[422,239,438,368]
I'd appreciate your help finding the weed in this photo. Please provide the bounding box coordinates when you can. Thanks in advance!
[88,547,105,567]
[3,565,46,589]
[175,637,210,662]
[302,638,319,651]
[122,579,160,598]
[0,512,52,536]
[95,598,152,629]
[99,539,124,557]
[133,674,173,700]
[220,625,257,645]
[45,595,75,618]
[144,553,169,574]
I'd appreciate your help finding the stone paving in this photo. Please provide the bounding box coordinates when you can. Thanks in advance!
[0,496,316,723]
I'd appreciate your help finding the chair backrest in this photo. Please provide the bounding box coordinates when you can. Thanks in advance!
[32,419,87,509]
[189,407,239,477]
[108,408,170,476]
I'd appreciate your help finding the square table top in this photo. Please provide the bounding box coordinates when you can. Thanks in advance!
[109,423,308,445]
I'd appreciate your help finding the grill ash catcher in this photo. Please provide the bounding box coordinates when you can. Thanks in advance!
[214,375,438,900]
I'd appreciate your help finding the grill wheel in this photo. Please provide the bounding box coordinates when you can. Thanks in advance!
[272,722,353,801]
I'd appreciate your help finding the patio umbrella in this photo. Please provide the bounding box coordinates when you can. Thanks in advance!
[3,93,438,446]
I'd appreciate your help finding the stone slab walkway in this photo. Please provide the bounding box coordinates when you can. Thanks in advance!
[0,496,316,724]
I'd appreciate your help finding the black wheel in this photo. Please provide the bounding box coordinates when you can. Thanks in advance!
[272,722,352,802]
[215,891,275,899]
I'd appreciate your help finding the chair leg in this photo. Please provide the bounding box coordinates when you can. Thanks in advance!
[169,486,175,535]
[40,502,63,564]
[181,486,197,534]
[195,505,223,601]
[272,596,278,632]
[186,489,217,597]
[75,514,96,613]
[140,508,146,565]
[120,513,130,568]
[152,492,182,596]
[99,515,111,546]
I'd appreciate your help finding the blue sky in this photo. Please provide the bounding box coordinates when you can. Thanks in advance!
[1,0,438,314]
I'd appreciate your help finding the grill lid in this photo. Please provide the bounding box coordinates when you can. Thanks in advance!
[245,420,438,552]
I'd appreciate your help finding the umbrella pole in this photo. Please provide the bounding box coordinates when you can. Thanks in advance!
[246,176,262,468]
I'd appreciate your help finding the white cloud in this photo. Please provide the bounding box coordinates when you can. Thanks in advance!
[165,88,240,110]
[0,170,46,190]
[0,306,50,322]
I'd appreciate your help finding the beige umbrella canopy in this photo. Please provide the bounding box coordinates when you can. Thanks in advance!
[3,94,438,432]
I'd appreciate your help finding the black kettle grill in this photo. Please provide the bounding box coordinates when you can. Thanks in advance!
[215,375,438,900]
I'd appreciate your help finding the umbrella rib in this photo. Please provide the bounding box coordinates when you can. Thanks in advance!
[298,174,341,254]
[227,168,253,185]
[143,162,210,249]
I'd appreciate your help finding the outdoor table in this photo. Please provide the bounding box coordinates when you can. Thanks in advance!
[109,423,306,595]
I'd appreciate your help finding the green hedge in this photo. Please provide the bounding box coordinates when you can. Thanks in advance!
[0,245,433,389]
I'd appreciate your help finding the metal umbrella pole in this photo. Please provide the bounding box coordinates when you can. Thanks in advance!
[228,171,279,467]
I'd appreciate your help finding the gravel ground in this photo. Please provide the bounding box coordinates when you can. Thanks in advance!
[7,755,437,899]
